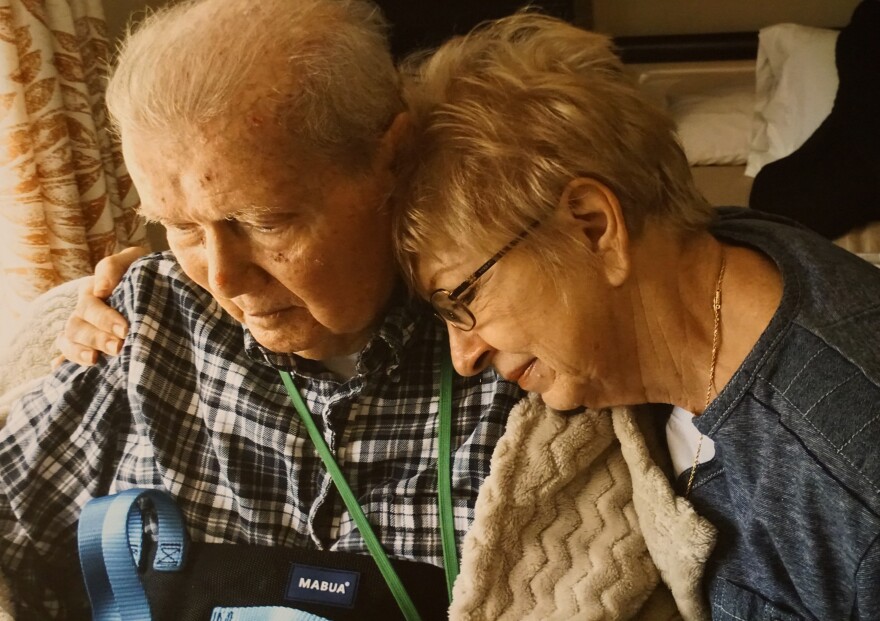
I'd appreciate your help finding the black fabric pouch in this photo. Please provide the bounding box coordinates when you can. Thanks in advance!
[26,540,449,620]
[134,538,449,621]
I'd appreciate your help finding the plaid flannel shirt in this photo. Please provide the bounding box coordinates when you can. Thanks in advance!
[0,252,522,619]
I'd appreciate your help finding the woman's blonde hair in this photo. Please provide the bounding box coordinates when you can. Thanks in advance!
[395,12,713,286]
[106,0,403,169]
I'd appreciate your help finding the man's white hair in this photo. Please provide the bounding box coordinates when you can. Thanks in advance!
[107,0,403,168]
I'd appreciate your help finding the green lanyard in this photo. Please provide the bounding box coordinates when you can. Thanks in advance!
[278,346,459,621]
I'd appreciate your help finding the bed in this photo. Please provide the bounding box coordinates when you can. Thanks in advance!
[617,2,880,257]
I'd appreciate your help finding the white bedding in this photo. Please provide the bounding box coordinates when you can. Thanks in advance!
[630,46,880,255]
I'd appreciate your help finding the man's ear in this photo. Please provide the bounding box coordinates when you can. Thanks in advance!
[374,111,411,172]
[558,177,630,286]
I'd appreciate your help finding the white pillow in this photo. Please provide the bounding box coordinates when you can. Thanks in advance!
[670,85,753,166]
[632,61,756,166]
[745,24,839,177]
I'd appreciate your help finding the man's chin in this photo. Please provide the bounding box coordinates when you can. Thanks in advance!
[248,326,367,360]
[249,331,325,358]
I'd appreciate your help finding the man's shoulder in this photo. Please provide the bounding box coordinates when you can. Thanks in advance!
[122,250,198,296]
[110,251,220,325]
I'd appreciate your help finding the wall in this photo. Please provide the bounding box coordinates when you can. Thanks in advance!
[104,0,863,40]
[103,0,171,41]
[590,0,860,36]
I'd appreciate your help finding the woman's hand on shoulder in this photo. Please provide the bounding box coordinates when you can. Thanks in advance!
[53,246,149,367]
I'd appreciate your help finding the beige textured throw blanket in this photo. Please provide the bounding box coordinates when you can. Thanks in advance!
[450,395,716,621]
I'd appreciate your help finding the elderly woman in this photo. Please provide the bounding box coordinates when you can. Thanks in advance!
[395,13,880,621]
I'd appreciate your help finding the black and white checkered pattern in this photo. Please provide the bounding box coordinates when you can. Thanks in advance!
[0,252,522,618]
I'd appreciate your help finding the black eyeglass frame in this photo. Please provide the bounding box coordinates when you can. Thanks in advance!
[430,219,541,331]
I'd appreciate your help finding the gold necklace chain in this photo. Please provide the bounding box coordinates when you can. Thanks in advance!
[685,253,726,498]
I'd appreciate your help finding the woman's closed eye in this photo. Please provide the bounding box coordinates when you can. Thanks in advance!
[459,285,478,305]
[461,268,499,307]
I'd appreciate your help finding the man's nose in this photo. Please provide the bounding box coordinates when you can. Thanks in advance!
[447,324,494,377]
[205,226,251,298]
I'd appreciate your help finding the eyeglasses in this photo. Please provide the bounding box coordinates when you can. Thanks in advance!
[430,219,541,331]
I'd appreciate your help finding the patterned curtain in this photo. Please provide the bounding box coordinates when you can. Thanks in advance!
[0,0,143,340]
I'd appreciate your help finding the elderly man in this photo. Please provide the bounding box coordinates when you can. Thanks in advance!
[0,0,522,617]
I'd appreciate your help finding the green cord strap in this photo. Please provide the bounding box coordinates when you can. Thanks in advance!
[279,371,422,621]
[279,351,459,618]
[438,344,459,600]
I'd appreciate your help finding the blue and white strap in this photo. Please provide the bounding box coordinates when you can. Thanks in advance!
[210,608,329,621]
[78,489,331,621]
[78,489,187,621]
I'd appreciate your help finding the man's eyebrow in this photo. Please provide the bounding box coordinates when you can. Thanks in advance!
[136,203,300,223]
[224,204,274,220]
[226,202,311,220]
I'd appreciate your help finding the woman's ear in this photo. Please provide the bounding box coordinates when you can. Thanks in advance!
[557,177,630,286]
[374,111,411,172]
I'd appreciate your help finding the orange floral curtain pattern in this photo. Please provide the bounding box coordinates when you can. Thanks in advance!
[0,0,143,333]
